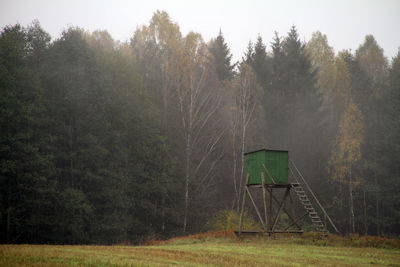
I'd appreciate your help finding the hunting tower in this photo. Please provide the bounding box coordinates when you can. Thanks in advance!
[237,149,339,236]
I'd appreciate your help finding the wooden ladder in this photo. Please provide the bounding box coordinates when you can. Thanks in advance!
[291,183,328,236]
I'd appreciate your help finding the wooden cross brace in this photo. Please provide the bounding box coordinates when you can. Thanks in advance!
[238,173,302,235]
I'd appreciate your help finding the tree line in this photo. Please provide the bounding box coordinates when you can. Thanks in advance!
[1,11,399,243]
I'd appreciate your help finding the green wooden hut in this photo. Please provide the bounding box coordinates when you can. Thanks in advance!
[244,149,288,185]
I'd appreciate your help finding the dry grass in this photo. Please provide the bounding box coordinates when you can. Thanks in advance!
[1,232,399,266]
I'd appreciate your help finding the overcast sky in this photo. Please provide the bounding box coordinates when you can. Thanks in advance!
[1,0,399,62]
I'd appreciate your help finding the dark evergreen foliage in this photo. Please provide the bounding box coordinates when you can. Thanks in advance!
[0,18,399,243]
[378,51,400,234]
[209,30,235,81]
[0,23,176,244]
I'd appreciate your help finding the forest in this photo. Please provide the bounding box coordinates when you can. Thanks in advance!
[1,10,399,244]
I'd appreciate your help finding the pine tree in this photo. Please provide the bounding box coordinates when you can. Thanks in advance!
[242,40,254,64]
[253,36,269,86]
[275,26,321,185]
[378,51,400,234]
[267,26,320,150]
[270,31,284,93]
[209,30,235,81]
[282,26,318,102]
[0,23,56,243]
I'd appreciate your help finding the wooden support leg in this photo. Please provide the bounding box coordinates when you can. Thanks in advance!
[288,190,301,230]
[262,174,267,232]
[268,188,272,232]
[271,187,290,232]
[246,187,266,229]
[270,191,302,230]
[284,212,308,231]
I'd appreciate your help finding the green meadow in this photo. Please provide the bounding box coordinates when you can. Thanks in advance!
[1,232,399,266]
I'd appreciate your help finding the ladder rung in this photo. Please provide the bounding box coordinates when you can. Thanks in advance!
[293,182,330,235]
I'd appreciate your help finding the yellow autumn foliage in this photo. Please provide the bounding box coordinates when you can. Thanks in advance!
[328,102,364,185]
[207,209,262,231]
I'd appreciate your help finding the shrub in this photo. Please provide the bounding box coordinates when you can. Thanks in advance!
[207,209,262,231]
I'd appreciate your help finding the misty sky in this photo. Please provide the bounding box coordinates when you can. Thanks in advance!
[1,0,399,62]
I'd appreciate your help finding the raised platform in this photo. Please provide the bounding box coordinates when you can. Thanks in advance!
[234,230,304,236]
[246,182,299,189]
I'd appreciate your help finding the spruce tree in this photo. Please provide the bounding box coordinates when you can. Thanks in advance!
[251,35,269,86]
[0,24,56,243]
[272,26,321,180]
[209,30,235,81]
[378,51,400,234]
[242,40,254,64]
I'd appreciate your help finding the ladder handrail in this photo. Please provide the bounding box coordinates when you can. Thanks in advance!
[289,166,300,184]
[262,164,276,184]
[290,159,340,234]
[293,184,325,233]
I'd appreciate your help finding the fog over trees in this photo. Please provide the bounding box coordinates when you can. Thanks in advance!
[1,11,399,244]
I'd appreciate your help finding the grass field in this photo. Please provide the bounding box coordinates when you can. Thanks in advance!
[1,232,400,266]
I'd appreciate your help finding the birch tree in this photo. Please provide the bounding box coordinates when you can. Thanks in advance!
[178,32,225,232]
[131,10,182,115]
[306,32,337,122]
[328,103,364,233]
[356,35,389,235]
[228,64,257,211]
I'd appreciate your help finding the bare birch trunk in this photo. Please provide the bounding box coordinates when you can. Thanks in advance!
[363,189,367,235]
[239,111,247,209]
[375,175,380,235]
[376,196,380,235]
[231,130,238,211]
[349,166,355,233]
[232,65,257,213]
[183,128,192,232]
